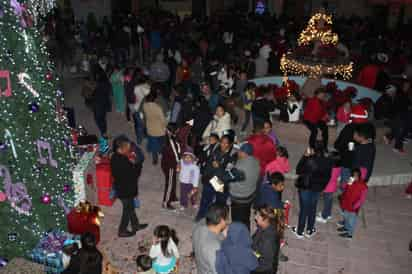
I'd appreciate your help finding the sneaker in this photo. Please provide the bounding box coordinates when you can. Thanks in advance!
[337,227,347,233]
[383,135,391,145]
[134,224,148,232]
[339,232,353,239]
[305,228,317,238]
[336,221,345,228]
[393,148,407,155]
[318,212,332,221]
[316,216,328,223]
[179,206,186,211]
[279,253,289,262]
[291,226,304,239]
[166,204,176,211]
[118,230,136,238]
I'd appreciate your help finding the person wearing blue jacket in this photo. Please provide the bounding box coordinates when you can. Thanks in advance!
[215,222,258,274]
[255,172,285,210]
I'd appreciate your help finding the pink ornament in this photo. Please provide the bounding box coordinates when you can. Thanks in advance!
[0,191,7,202]
[41,194,51,204]
[63,184,71,193]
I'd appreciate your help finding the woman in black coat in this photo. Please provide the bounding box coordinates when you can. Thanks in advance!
[292,141,333,239]
[195,133,237,221]
[252,206,284,274]
[93,71,112,136]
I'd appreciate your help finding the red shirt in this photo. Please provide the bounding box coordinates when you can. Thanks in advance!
[340,180,368,213]
[303,97,327,123]
[357,64,380,89]
[247,133,277,176]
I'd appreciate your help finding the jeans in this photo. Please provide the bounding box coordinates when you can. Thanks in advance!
[297,190,320,234]
[119,198,139,233]
[321,192,334,219]
[94,110,107,136]
[196,182,215,221]
[387,115,407,150]
[340,168,351,190]
[132,112,145,145]
[342,210,357,236]
[303,120,328,150]
[241,110,252,131]
[231,200,252,230]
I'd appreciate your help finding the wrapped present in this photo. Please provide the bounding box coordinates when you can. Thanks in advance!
[28,230,80,274]
[67,202,102,244]
[73,150,98,206]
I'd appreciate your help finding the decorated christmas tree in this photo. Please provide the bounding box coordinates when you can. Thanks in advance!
[280,10,353,80]
[0,0,76,259]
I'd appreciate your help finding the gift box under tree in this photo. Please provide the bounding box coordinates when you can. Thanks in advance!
[27,230,80,274]
[67,202,102,244]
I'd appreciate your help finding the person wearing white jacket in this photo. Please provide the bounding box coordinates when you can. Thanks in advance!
[130,83,151,144]
[202,105,232,143]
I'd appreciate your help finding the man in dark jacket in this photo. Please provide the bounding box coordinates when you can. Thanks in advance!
[251,88,276,125]
[335,122,376,183]
[93,71,112,136]
[111,136,147,237]
[353,123,376,182]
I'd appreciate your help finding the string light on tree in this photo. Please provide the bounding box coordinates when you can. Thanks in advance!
[0,0,76,258]
[298,13,339,46]
[279,10,354,80]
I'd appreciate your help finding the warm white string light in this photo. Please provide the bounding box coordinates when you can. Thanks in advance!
[0,0,76,258]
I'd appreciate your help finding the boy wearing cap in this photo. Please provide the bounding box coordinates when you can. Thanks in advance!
[178,149,200,210]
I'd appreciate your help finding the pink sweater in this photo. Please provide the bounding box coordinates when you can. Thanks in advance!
[264,157,290,175]
[336,106,350,123]
[323,167,341,193]
[324,167,368,193]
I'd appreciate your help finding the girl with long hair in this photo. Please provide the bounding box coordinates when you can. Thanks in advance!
[252,206,285,274]
[79,232,103,274]
[149,225,180,274]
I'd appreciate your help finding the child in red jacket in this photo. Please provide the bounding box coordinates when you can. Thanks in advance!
[337,168,368,239]
[303,88,329,150]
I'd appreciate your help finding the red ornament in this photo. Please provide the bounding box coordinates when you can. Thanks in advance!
[45,72,53,81]
[86,174,94,185]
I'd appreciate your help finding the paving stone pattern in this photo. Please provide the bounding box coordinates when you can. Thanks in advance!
[63,75,412,274]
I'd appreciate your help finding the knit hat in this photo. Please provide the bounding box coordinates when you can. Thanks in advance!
[350,104,368,124]
[183,147,196,159]
[239,143,253,156]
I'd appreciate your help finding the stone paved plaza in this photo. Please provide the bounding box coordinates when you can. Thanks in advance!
[63,75,412,274]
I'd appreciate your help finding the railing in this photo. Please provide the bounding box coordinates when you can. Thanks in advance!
[251,76,381,102]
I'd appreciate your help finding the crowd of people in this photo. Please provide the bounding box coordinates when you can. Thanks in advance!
[46,6,412,274]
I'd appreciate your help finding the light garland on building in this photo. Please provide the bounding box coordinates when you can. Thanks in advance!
[280,54,353,80]
[298,13,339,46]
